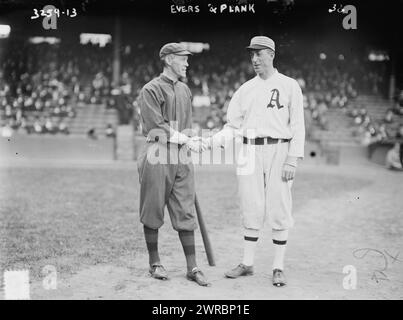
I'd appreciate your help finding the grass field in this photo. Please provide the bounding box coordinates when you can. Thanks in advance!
[1,162,402,299]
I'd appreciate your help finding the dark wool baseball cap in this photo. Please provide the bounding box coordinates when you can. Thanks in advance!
[159,43,192,59]
[246,36,276,52]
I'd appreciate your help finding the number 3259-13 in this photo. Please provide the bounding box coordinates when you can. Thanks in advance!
[30,8,77,19]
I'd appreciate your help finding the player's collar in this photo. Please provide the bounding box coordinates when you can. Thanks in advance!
[256,68,278,82]
[160,73,179,84]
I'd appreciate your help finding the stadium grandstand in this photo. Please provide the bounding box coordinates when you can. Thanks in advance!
[0,0,402,165]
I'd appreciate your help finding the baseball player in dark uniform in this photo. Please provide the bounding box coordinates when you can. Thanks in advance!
[137,43,210,286]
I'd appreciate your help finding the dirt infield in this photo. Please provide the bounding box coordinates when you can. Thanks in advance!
[0,160,402,300]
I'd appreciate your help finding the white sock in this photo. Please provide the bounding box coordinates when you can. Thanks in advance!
[272,229,289,271]
[242,228,259,267]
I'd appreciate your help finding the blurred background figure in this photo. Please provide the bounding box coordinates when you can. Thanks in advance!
[105,123,116,138]
[87,127,97,139]
[0,0,401,167]
[385,142,403,171]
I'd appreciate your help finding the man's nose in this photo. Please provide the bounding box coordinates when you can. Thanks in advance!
[251,54,258,62]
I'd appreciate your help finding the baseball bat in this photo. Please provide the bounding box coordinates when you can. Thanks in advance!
[194,193,215,266]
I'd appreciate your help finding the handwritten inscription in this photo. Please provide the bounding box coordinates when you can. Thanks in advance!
[171,5,200,13]
[353,248,401,283]
[171,3,255,14]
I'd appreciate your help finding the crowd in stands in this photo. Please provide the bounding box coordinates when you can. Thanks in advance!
[0,41,78,136]
[114,46,383,136]
[0,37,395,145]
[347,90,403,146]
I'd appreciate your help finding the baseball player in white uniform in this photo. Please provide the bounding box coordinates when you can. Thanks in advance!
[206,36,305,286]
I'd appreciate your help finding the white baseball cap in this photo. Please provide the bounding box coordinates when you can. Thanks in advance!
[246,36,275,52]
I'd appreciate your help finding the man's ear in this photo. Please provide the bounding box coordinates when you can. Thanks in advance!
[266,49,275,59]
[165,54,173,66]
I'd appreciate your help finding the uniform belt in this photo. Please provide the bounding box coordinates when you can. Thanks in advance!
[243,137,290,145]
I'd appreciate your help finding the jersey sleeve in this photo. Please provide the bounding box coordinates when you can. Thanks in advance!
[211,88,243,147]
[139,86,189,144]
[288,80,305,158]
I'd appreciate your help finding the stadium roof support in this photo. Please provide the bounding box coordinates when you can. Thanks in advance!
[113,15,121,89]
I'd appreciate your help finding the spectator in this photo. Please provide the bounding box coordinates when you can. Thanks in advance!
[44,117,56,134]
[395,90,403,107]
[376,124,390,141]
[347,107,359,118]
[396,125,403,139]
[385,142,403,171]
[1,124,13,137]
[105,123,116,138]
[383,109,394,124]
[0,37,390,135]
[33,118,43,134]
[58,120,69,134]
[87,127,97,139]
[359,108,368,118]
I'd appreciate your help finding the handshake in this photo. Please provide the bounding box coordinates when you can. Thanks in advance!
[184,136,212,153]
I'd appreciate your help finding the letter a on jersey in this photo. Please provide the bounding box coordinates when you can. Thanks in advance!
[267,89,283,109]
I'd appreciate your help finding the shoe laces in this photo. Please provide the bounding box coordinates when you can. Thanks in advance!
[191,267,203,275]
[152,264,165,271]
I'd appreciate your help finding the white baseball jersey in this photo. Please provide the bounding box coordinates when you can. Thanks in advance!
[213,69,305,158]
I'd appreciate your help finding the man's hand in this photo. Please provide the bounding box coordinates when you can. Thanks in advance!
[185,136,209,153]
[201,136,224,150]
[281,163,296,181]
[281,156,299,181]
